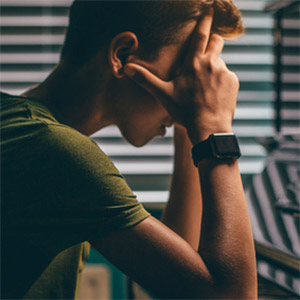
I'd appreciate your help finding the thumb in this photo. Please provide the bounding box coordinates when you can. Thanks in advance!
[123,63,171,99]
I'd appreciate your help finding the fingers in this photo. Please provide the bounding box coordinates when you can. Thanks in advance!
[205,34,224,57]
[124,63,171,100]
[185,8,214,62]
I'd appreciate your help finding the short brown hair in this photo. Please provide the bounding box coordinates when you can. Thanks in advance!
[61,0,244,66]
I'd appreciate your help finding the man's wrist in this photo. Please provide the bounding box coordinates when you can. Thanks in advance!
[187,126,233,146]
[185,117,233,145]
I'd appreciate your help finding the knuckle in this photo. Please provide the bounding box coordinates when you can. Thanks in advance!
[192,57,200,71]
[229,71,240,87]
[204,56,215,72]
[186,57,200,74]
[217,58,226,68]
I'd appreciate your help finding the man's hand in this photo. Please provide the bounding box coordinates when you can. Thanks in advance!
[124,10,239,145]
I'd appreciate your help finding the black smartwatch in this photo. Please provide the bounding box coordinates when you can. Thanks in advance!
[192,133,241,167]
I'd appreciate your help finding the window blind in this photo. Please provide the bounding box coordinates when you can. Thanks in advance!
[1,0,298,204]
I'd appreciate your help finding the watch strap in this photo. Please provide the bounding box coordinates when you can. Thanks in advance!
[192,137,214,166]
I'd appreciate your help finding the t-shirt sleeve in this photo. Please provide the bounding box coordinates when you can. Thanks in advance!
[19,124,150,257]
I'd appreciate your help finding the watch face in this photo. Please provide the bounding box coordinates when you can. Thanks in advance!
[211,134,241,157]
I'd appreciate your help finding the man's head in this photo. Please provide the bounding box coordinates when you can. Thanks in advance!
[59,1,244,146]
[61,0,244,66]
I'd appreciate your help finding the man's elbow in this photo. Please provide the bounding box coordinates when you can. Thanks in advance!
[190,264,258,299]
[182,272,257,299]
[193,281,257,299]
[209,271,258,299]
[199,251,258,299]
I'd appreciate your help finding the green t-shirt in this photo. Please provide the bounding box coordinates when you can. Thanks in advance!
[1,92,150,299]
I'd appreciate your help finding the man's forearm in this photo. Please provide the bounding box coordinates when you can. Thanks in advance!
[161,125,202,250]
[197,158,257,297]
[162,127,257,296]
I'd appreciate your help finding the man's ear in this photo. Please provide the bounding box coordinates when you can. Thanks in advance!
[108,32,139,79]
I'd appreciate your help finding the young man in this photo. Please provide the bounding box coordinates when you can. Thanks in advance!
[1,0,257,299]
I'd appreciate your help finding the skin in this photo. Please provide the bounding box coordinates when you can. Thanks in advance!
[22,10,257,299]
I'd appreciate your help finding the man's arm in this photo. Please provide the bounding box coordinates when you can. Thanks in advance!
[91,213,256,299]
[197,157,257,295]
[90,140,257,299]
[161,124,202,251]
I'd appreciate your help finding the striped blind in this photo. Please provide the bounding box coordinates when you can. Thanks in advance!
[1,0,298,204]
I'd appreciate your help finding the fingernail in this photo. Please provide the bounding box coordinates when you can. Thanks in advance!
[124,68,135,77]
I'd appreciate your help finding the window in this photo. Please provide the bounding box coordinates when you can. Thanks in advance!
[1,0,298,205]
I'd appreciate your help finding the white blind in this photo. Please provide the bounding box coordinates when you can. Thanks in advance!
[1,0,298,204]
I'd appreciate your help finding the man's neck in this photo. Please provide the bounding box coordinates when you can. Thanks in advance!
[22,59,113,136]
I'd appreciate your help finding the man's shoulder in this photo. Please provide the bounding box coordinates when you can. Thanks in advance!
[41,124,116,176]
[0,91,94,146]
[0,92,108,167]
[0,91,59,134]
[45,123,102,157]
